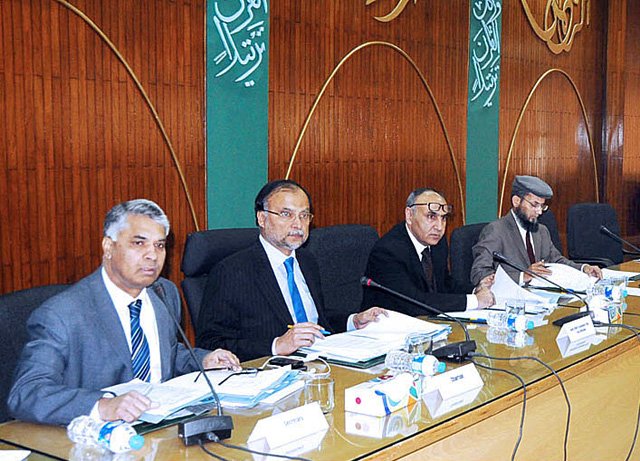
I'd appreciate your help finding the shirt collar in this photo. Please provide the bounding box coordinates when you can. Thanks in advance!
[259,234,296,271]
[101,266,148,307]
[510,209,528,239]
[405,223,428,258]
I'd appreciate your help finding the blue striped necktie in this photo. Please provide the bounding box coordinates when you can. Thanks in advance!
[128,299,151,382]
[284,257,308,323]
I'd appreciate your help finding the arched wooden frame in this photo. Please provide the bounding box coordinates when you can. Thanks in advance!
[285,41,467,223]
[500,68,599,212]
[53,0,200,230]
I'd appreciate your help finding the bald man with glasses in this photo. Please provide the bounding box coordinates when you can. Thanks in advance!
[197,179,386,362]
[361,188,495,317]
[470,175,602,288]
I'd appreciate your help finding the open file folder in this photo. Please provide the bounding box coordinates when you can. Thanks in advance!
[103,368,302,423]
[298,310,451,367]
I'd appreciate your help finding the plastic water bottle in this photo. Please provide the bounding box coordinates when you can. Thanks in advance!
[385,351,446,376]
[587,278,628,302]
[67,416,144,453]
[486,312,534,332]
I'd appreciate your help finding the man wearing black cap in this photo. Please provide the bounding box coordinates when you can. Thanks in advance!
[470,175,602,287]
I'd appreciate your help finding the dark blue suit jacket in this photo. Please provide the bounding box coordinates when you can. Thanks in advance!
[362,223,468,316]
[196,240,330,362]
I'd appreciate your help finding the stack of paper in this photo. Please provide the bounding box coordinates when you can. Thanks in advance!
[299,310,450,365]
[103,368,303,423]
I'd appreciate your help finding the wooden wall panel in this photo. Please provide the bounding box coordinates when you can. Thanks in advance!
[0,0,206,294]
[617,0,640,242]
[499,0,606,248]
[268,1,470,236]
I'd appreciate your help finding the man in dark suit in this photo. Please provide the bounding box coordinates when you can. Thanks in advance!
[362,188,494,316]
[197,180,386,362]
[471,175,602,287]
[8,199,239,425]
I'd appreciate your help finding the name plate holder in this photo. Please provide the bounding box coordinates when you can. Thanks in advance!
[556,315,597,357]
[422,363,483,418]
[248,402,328,454]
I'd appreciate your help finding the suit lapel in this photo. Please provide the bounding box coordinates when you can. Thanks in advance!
[506,214,530,265]
[251,243,295,326]
[148,285,173,380]
[399,225,428,284]
[88,270,133,377]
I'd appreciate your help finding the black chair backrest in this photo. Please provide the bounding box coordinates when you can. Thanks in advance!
[450,222,488,293]
[0,284,69,423]
[567,202,623,265]
[538,209,563,255]
[305,224,379,332]
[181,228,259,327]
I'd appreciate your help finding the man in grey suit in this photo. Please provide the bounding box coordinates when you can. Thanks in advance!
[470,176,602,287]
[8,199,239,425]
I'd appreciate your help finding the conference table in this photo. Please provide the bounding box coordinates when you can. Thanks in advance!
[2,263,640,460]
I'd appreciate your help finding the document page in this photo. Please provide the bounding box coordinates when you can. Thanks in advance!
[528,263,594,292]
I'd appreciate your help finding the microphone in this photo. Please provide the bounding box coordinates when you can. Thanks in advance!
[491,251,591,326]
[360,277,476,362]
[152,283,233,445]
[600,225,640,253]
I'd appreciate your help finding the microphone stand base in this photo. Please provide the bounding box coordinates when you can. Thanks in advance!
[552,311,590,327]
[432,340,476,362]
[178,414,234,446]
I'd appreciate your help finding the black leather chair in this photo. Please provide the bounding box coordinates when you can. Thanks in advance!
[181,224,379,334]
[0,284,69,423]
[305,224,379,332]
[538,209,563,255]
[450,222,488,293]
[567,203,625,267]
[181,228,259,329]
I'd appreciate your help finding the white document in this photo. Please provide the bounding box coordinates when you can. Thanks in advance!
[492,265,553,305]
[528,263,594,292]
[300,310,450,362]
[602,268,640,279]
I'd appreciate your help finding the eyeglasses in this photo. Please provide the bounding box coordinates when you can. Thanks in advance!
[522,197,549,212]
[409,202,453,214]
[263,209,314,222]
[193,367,262,384]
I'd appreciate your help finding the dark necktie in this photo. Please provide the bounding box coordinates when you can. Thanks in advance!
[421,247,436,293]
[525,230,536,265]
[284,257,308,323]
[128,299,151,382]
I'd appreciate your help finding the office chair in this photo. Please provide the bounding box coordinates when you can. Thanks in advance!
[538,209,563,255]
[566,203,627,267]
[0,284,69,423]
[304,224,379,332]
[181,228,259,329]
[449,222,488,293]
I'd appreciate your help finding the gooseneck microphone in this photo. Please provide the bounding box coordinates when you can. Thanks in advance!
[600,225,640,254]
[360,276,476,361]
[491,251,592,326]
[152,283,233,445]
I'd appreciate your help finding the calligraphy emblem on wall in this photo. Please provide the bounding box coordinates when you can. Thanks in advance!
[211,0,268,87]
[520,0,590,54]
[365,0,417,23]
[471,0,502,108]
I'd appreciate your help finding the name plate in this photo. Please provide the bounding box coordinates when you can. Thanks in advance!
[422,363,483,417]
[247,402,328,450]
[556,315,597,357]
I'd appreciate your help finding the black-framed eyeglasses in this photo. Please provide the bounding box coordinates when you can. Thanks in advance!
[193,367,263,384]
[522,197,549,212]
[263,209,314,222]
[409,202,453,214]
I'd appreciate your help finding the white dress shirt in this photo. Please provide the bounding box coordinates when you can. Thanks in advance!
[259,236,320,353]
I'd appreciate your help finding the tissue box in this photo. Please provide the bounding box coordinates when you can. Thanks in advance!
[344,373,420,416]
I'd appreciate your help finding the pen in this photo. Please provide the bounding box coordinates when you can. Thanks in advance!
[464,318,488,325]
[287,324,331,336]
